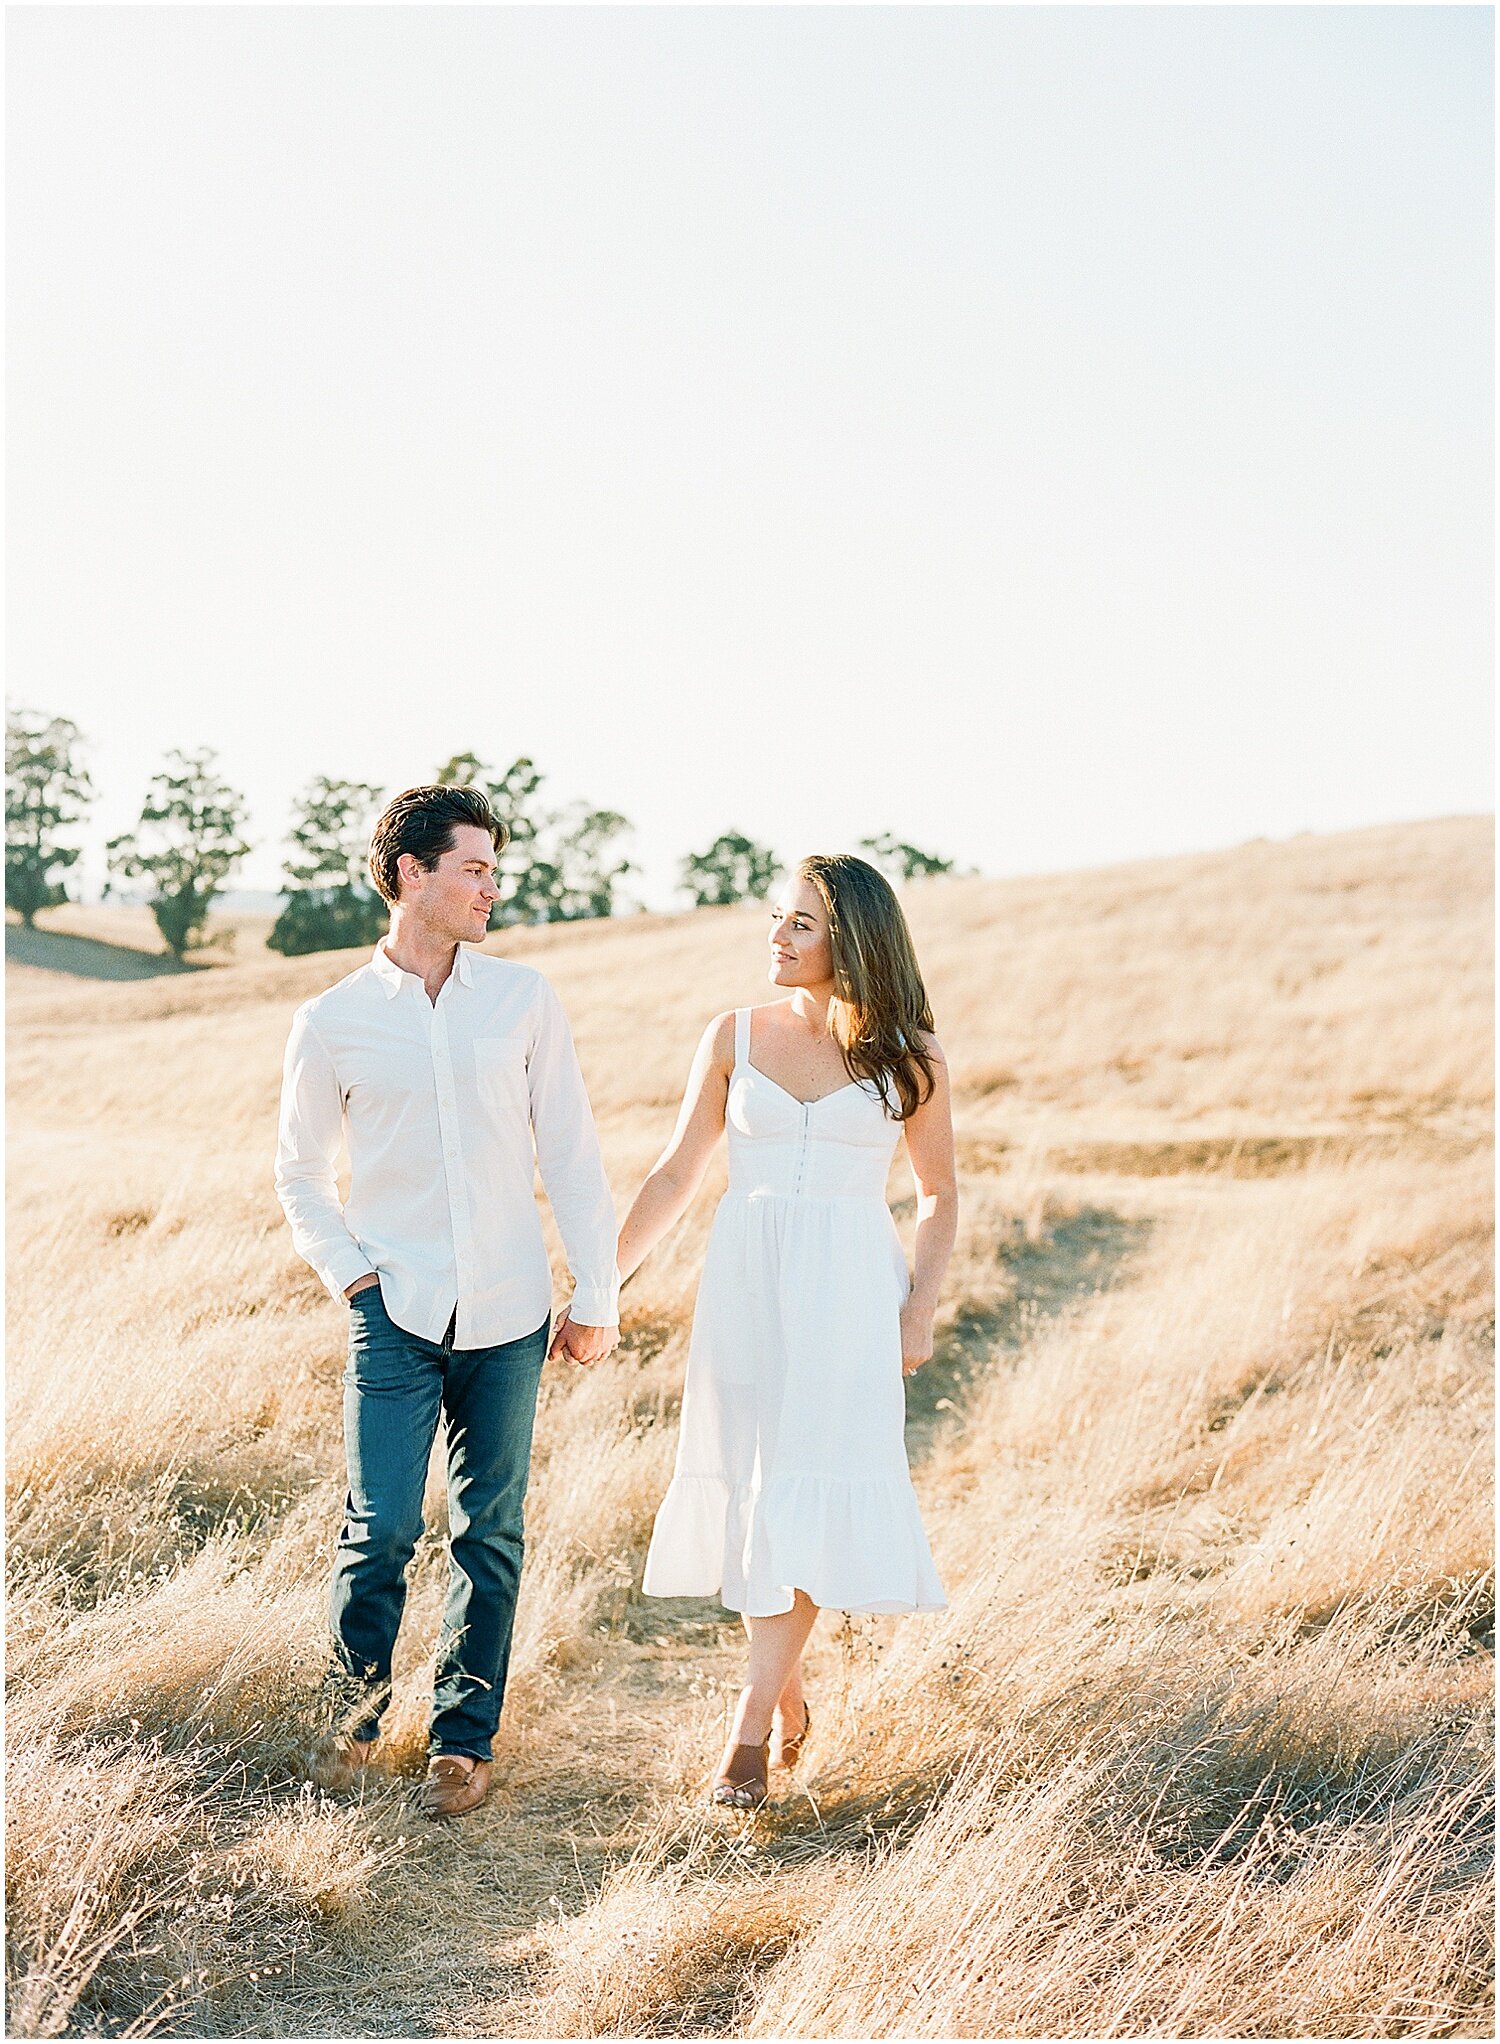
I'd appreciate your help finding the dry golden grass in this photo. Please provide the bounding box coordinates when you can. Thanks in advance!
[6,814,1493,2038]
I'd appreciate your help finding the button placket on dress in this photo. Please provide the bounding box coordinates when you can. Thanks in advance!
[793,1101,810,1197]
[640,1006,949,1617]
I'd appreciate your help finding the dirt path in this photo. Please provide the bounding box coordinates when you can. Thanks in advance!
[237,1209,1149,2039]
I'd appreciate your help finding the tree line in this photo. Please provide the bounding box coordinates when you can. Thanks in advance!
[4,708,956,961]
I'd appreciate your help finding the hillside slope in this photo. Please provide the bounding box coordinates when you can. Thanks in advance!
[6,815,1493,2038]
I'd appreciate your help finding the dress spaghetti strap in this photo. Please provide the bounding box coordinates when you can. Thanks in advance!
[733,1007,749,1071]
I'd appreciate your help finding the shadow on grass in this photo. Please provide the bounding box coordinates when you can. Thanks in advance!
[902,1203,1152,1448]
[5,924,200,981]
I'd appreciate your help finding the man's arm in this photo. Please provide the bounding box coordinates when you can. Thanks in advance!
[274,1007,378,1302]
[526,976,620,1351]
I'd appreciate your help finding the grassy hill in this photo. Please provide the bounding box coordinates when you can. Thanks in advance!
[6,816,1493,2037]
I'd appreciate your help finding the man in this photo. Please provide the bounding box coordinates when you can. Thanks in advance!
[274,783,620,1818]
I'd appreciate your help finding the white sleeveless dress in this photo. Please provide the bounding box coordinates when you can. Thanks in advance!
[641,1007,947,1618]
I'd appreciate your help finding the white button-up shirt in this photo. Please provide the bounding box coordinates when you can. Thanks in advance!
[274,938,620,1348]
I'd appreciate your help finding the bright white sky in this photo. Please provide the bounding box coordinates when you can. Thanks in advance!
[7,5,1493,909]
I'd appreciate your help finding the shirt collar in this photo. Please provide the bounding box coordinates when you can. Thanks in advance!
[370,938,476,998]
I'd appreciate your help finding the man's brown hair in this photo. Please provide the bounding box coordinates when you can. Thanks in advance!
[367,785,509,907]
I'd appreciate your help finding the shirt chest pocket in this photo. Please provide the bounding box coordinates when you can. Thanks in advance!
[474,1038,531,1126]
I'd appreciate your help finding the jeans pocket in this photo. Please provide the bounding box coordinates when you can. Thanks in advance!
[345,1290,412,1391]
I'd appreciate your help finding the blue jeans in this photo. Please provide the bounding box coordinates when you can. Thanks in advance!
[329,1285,550,1760]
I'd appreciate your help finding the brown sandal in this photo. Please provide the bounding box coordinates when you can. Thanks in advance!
[710,1738,770,1811]
[772,1701,811,1772]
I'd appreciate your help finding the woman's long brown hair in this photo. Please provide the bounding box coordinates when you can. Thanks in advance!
[798,853,937,1121]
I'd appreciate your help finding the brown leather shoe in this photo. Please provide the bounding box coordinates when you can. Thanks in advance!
[418,1753,492,1819]
[308,1733,374,1791]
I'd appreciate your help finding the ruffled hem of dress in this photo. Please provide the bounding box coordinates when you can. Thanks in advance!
[641,1470,948,1617]
[641,1473,733,1597]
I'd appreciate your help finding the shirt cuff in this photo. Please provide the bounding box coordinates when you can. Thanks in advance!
[567,1266,622,1328]
[320,1242,379,1303]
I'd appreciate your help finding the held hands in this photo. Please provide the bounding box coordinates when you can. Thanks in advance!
[548,1305,621,1367]
[900,1297,936,1377]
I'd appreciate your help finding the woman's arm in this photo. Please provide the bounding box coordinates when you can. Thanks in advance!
[898,1036,959,1375]
[615,1011,738,1284]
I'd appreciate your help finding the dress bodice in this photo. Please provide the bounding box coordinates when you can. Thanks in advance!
[725,1008,903,1202]
[643,1007,945,1620]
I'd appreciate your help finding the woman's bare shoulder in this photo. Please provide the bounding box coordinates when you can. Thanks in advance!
[698,1010,739,1065]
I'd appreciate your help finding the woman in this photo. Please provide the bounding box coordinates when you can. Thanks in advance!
[616,852,958,1808]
